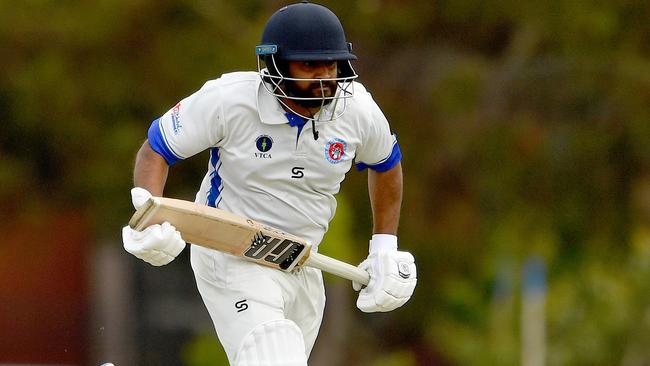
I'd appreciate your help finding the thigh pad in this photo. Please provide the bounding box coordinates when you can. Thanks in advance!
[234,319,307,366]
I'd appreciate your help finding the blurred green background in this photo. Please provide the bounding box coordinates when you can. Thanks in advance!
[1,0,650,365]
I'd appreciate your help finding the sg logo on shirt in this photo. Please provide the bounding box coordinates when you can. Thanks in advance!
[291,167,305,179]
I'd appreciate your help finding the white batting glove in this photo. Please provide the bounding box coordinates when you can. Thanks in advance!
[122,187,186,266]
[352,234,417,312]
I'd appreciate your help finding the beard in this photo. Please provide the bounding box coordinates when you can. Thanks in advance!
[283,79,339,109]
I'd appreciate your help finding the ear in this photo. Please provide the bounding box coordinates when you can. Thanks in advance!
[337,60,356,79]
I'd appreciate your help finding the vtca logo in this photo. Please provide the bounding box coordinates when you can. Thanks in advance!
[255,135,273,159]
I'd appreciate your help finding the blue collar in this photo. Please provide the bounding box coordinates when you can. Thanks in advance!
[285,112,307,127]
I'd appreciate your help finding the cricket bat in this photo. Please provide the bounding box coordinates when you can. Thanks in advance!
[129,196,370,285]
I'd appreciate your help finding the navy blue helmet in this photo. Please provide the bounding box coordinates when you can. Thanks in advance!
[259,1,357,62]
[256,1,358,121]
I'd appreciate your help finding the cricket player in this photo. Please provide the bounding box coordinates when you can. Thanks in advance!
[122,2,417,365]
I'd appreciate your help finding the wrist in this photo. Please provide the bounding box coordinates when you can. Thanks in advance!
[368,234,398,253]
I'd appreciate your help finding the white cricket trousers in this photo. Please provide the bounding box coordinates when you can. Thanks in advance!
[190,244,326,364]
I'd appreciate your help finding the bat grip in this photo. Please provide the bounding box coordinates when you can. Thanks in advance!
[305,252,370,286]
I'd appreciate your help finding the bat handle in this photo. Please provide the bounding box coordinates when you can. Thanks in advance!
[304,252,370,286]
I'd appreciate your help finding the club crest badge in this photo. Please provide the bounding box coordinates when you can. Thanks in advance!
[256,135,273,152]
[325,138,347,164]
[255,135,273,159]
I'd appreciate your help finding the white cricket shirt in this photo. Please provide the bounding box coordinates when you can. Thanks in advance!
[148,72,401,248]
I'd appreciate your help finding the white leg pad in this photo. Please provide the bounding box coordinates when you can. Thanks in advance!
[234,319,308,366]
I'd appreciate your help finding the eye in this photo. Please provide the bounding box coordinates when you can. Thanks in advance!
[301,61,337,69]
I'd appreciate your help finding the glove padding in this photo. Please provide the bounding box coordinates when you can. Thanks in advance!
[353,250,417,312]
[122,187,186,266]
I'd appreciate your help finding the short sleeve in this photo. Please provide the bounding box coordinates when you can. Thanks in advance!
[354,97,402,172]
[147,80,226,165]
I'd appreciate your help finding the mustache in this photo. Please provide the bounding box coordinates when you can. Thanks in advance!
[308,81,337,91]
[282,80,338,108]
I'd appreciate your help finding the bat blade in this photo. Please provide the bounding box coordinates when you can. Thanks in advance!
[128,197,370,285]
[129,197,309,272]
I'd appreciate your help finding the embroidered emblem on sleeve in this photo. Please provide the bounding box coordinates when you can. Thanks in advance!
[171,102,182,134]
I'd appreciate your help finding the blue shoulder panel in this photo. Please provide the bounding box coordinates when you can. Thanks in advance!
[147,118,182,166]
[356,141,402,172]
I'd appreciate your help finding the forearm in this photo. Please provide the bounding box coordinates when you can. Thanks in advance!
[368,162,403,235]
[134,140,169,196]
[357,162,415,313]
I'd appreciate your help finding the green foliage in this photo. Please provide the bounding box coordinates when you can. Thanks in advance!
[319,194,360,268]
[181,332,229,366]
[371,349,417,366]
